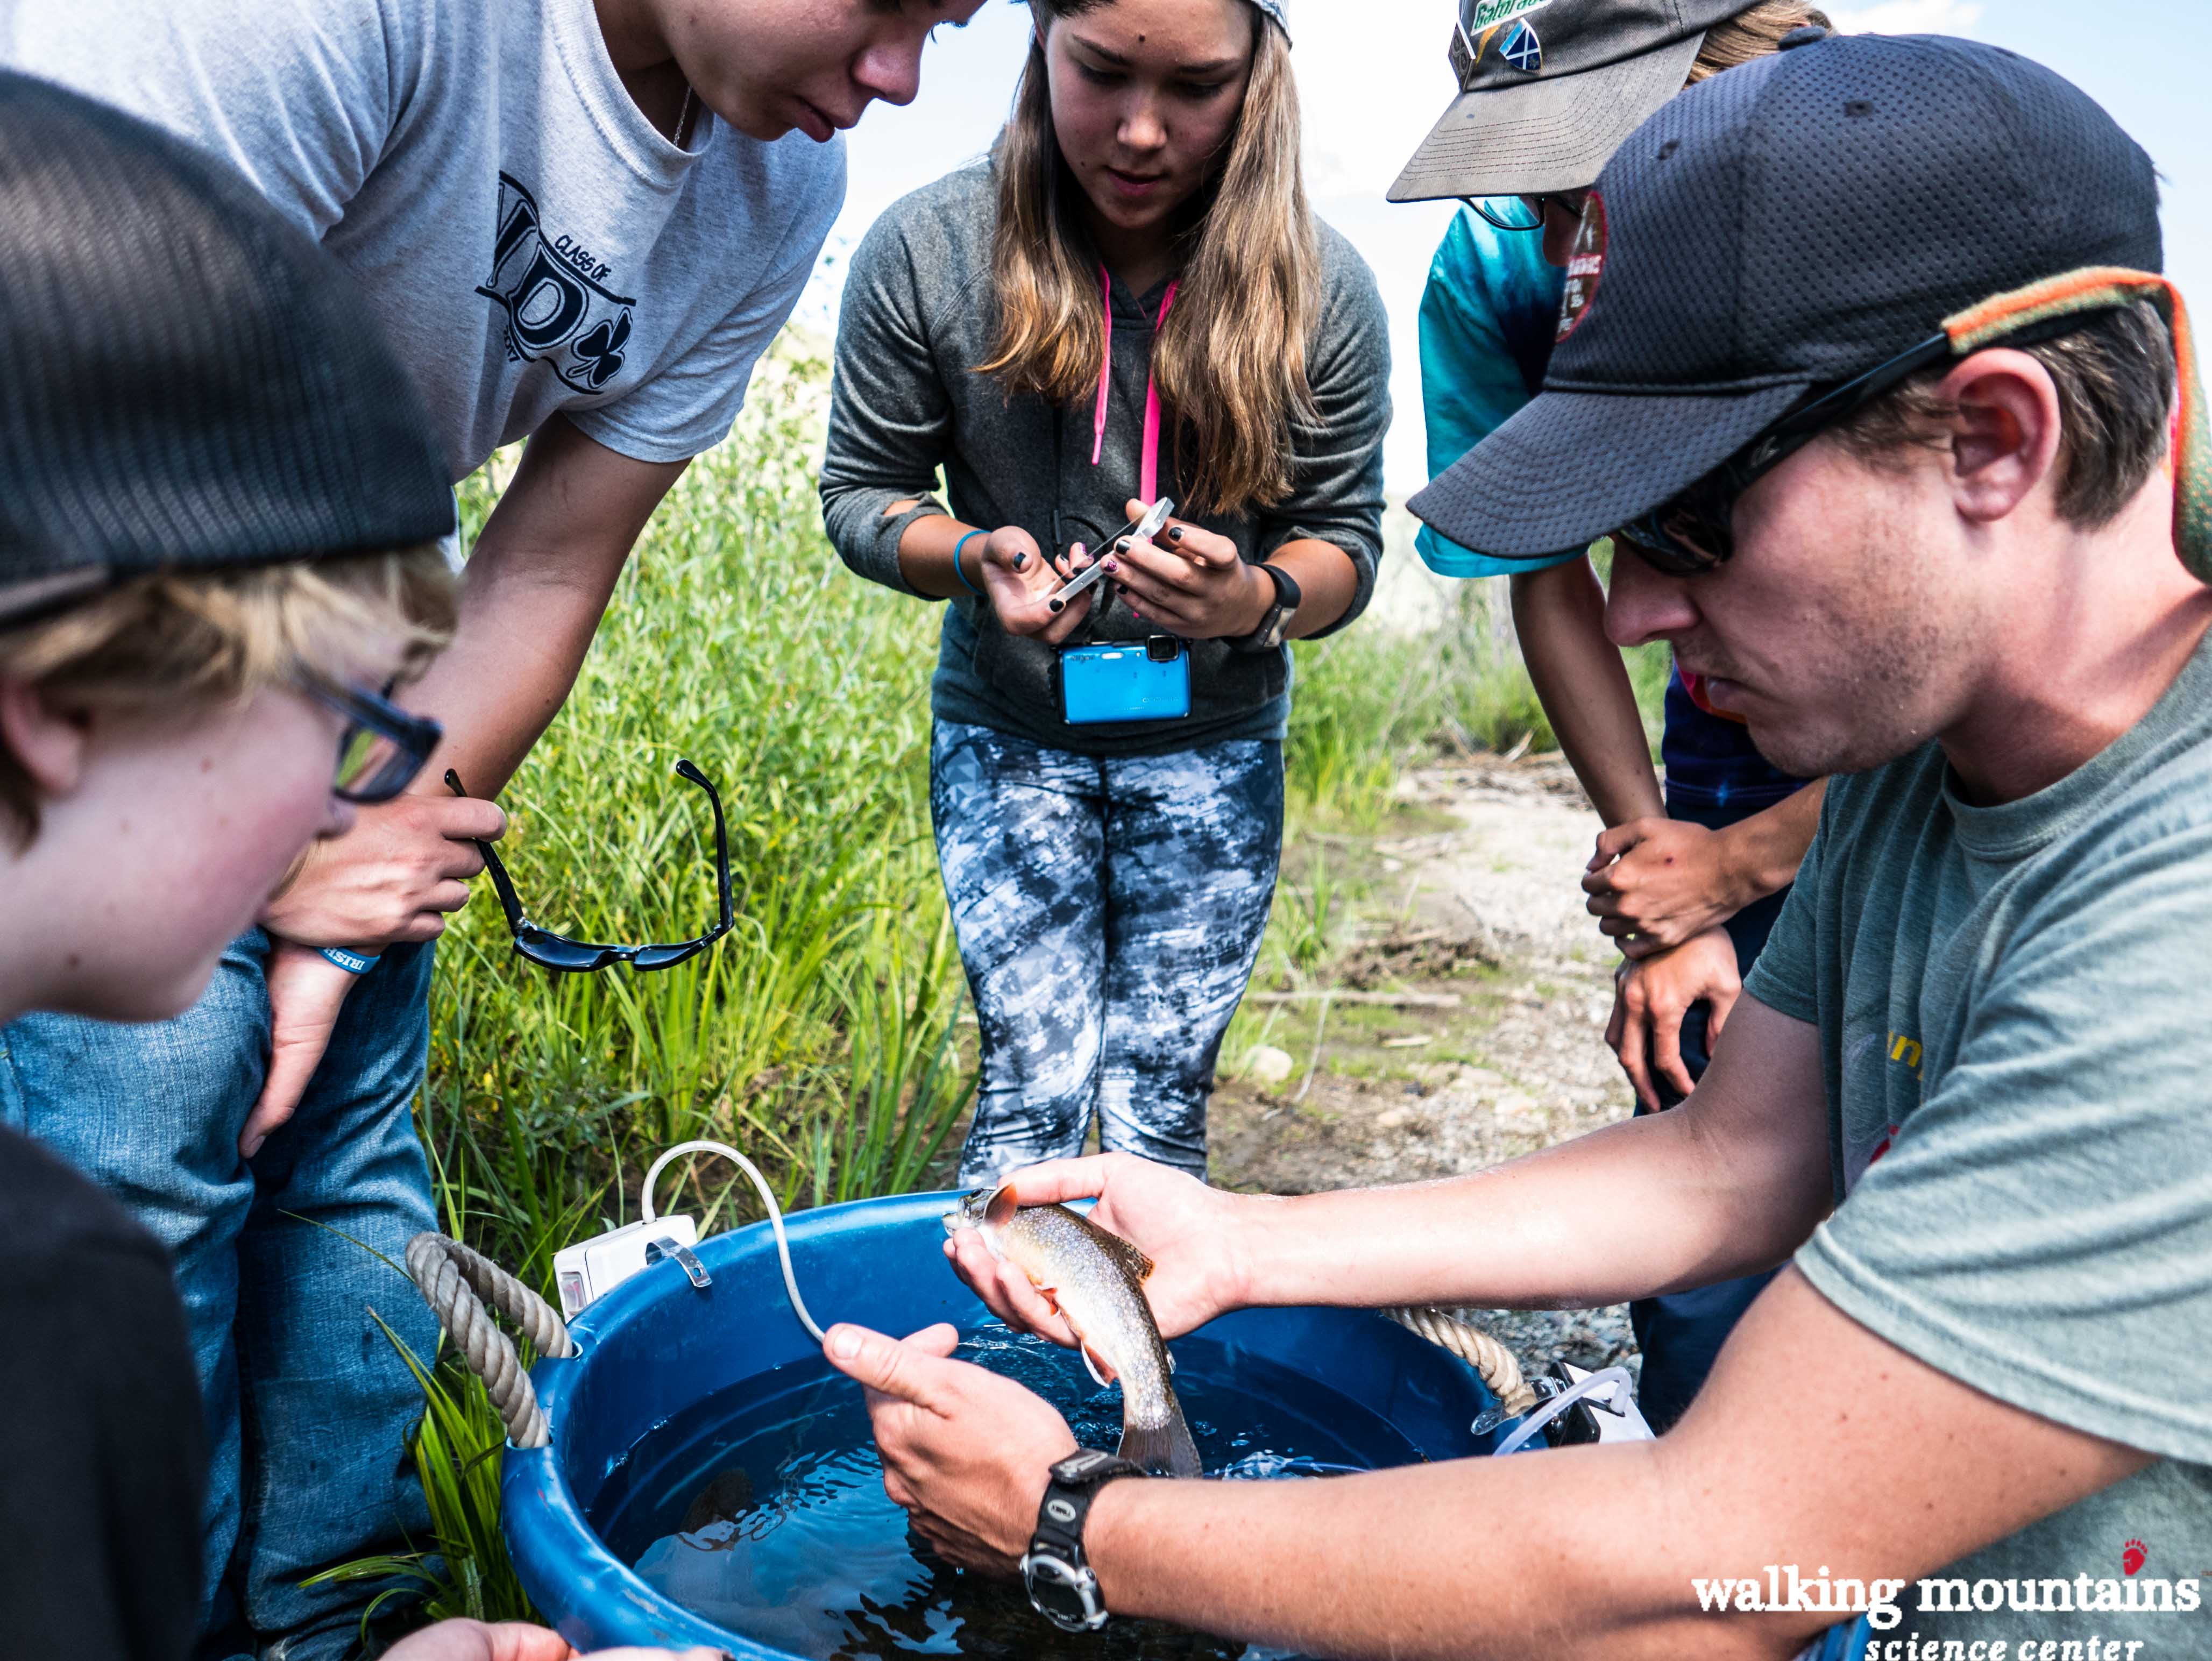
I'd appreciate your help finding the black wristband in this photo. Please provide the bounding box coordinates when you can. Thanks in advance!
[1227,562,1301,654]
[1022,1450,1145,1632]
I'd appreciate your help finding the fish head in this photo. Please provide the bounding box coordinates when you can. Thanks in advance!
[940,1182,1019,1240]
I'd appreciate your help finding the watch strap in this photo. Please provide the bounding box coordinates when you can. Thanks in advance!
[1030,1450,1144,1561]
[1227,562,1300,654]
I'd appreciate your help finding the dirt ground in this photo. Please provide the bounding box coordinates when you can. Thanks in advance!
[1207,754,1643,1381]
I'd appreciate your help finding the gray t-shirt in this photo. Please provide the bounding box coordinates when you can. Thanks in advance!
[3,0,845,480]
[1747,630,2212,1649]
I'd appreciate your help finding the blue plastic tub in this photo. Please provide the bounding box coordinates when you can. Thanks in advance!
[502,1190,1516,1653]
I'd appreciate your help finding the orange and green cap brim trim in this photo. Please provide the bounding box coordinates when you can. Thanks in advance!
[1942,267,2210,582]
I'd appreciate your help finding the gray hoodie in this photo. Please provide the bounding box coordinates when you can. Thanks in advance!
[820,162,1391,757]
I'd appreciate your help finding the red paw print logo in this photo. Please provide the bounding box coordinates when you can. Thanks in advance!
[2123,1539,2147,1577]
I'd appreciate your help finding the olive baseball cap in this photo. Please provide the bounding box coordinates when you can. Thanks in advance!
[1391,0,1757,204]
[0,71,454,629]
[1408,33,2174,563]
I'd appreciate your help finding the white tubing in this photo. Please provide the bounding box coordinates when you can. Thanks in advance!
[1492,1365,1639,1457]
[641,1139,828,1344]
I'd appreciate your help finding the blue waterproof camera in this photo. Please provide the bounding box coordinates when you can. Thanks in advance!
[1058,637,1192,725]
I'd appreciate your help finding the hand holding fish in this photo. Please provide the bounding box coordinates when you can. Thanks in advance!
[823,1320,1077,1575]
[941,1154,1249,1346]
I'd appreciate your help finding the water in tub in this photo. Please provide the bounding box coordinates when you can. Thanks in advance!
[600,1324,1420,1659]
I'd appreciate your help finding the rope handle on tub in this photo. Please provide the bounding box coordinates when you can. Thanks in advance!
[405,1231,574,1450]
[1384,1306,1540,1419]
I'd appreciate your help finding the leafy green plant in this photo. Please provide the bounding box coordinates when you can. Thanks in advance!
[423,340,974,1287]
[304,1313,537,1629]
[1274,851,1342,977]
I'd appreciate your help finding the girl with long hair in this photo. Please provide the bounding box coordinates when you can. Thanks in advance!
[821,0,1388,1184]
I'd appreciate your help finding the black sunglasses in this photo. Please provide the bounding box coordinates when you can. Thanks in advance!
[295,673,444,804]
[445,761,734,974]
[1462,191,1587,234]
[1614,332,1958,578]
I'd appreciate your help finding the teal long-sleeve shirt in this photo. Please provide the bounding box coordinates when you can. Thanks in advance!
[1415,207,1581,580]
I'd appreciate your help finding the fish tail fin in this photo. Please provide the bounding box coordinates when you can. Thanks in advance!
[1119,1397,1203,1479]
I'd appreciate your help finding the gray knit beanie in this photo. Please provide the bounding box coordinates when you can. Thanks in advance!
[0,70,454,628]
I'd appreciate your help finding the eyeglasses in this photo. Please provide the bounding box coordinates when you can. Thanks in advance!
[1463,191,1587,234]
[446,759,734,974]
[1614,332,1957,578]
[294,673,444,804]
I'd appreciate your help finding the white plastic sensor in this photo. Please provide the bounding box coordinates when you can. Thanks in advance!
[552,1213,700,1321]
[549,1138,826,1339]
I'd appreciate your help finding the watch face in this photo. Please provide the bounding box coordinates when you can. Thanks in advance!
[1052,1450,1115,1482]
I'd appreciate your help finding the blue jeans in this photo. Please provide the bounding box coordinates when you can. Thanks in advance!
[1626,794,1799,1433]
[0,930,439,1659]
[932,723,1284,1185]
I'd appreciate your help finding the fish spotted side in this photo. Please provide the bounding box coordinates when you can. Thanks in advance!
[944,1185,1202,1478]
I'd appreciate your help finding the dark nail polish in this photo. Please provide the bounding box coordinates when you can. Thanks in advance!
[1012,552,1027,570]
[1104,558,1118,572]
[1116,537,1132,552]
[1167,526,1184,542]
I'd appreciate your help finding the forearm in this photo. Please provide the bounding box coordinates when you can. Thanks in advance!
[892,505,983,601]
[411,418,684,798]
[1229,1118,1757,1315]
[1510,560,1664,827]
[1268,537,1359,638]
[1222,1000,1830,1314]
[402,555,618,796]
[1086,1444,1790,1661]
[1715,779,1827,905]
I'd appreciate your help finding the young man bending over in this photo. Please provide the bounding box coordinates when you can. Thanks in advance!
[1,0,977,1649]
[830,34,2212,1659]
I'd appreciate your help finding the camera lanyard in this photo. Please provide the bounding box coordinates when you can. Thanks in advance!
[1047,269,1179,642]
[1090,265,1179,508]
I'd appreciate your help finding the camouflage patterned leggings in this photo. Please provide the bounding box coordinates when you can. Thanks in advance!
[931,721,1284,1184]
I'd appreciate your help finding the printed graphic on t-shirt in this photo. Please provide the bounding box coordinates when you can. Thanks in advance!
[1839,1025,1912,1190]
[478,173,638,395]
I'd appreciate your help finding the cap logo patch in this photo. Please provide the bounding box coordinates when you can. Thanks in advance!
[1469,0,1552,32]
[1555,190,1607,343]
[1500,19,1543,74]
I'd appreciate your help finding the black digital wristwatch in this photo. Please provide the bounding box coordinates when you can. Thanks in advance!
[1228,562,1301,653]
[1021,1449,1146,1631]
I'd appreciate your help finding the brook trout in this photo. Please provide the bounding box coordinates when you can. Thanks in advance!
[944,1184,1202,1478]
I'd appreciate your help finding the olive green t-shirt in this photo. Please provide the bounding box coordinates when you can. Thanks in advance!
[1746,631,2212,1652]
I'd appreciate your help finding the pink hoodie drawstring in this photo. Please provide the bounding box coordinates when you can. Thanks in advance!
[1090,264,1180,506]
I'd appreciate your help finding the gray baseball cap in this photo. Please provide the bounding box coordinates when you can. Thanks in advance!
[1391,0,1754,204]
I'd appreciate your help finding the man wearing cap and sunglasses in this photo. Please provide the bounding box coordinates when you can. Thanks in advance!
[1,0,983,1651]
[1395,0,1837,1435]
[833,32,2212,1658]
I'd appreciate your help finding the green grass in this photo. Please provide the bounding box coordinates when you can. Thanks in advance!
[421,341,970,1291]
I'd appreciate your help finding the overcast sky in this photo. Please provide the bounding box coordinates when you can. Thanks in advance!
[795,0,2212,495]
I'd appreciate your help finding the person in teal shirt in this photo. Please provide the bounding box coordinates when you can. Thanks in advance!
[1414,209,1565,584]
[1405,1,1835,1434]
